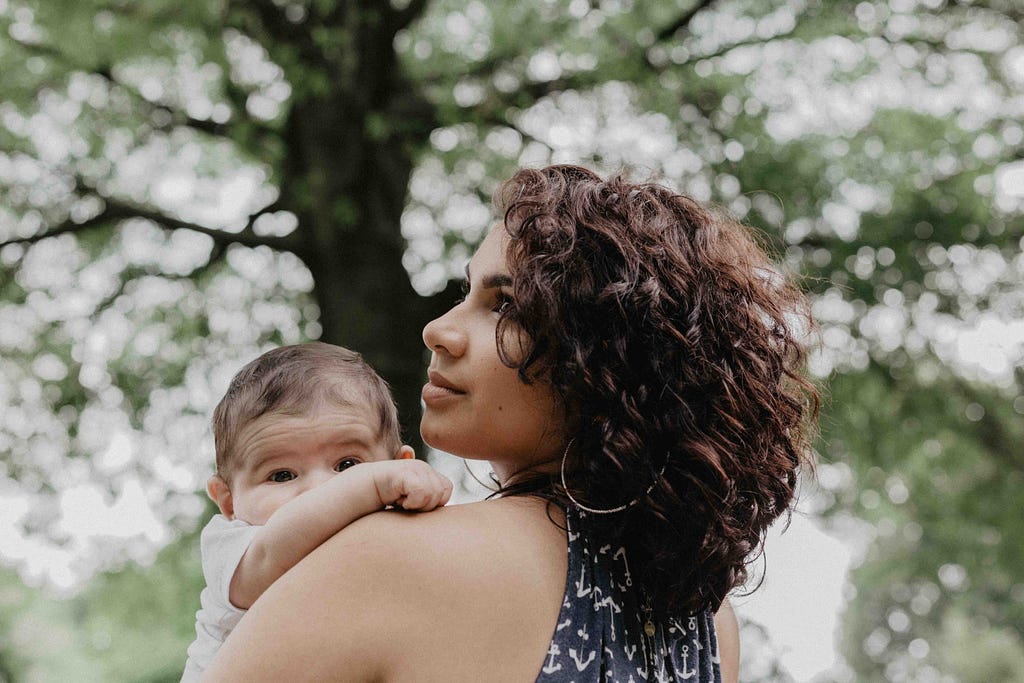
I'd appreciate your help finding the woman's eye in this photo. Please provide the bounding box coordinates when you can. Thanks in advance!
[269,470,296,483]
[335,458,360,472]
[493,293,513,314]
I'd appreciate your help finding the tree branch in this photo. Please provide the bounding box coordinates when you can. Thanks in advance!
[388,0,431,32]
[93,67,278,144]
[8,32,275,145]
[518,71,606,102]
[643,3,802,72]
[691,30,800,62]
[420,50,514,87]
[1,195,305,257]
[655,0,718,42]
[101,196,304,254]
[0,203,137,248]
[87,242,229,318]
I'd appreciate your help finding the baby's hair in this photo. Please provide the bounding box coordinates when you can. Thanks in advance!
[212,342,401,480]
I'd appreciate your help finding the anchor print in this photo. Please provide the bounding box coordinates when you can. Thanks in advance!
[569,647,597,672]
[594,593,622,642]
[613,546,633,587]
[576,564,592,598]
[677,644,697,680]
[542,642,562,675]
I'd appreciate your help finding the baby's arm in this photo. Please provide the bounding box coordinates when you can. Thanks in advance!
[229,458,452,609]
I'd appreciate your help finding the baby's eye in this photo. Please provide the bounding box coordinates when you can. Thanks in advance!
[269,470,296,483]
[335,458,360,472]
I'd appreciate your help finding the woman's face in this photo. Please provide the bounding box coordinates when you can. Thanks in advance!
[421,227,567,481]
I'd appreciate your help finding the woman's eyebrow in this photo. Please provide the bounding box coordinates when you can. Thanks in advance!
[465,265,512,289]
[482,274,512,288]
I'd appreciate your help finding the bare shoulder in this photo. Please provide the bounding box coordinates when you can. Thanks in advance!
[321,497,567,613]
[311,496,562,572]
[714,599,740,683]
[336,495,564,552]
[206,497,567,682]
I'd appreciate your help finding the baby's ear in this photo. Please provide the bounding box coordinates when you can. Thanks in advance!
[396,445,416,460]
[207,474,235,519]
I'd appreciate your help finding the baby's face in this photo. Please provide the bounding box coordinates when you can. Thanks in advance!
[224,405,394,525]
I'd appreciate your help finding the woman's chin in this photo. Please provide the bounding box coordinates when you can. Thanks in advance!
[419,427,488,463]
[419,419,459,454]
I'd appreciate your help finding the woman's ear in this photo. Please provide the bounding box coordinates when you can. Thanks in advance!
[207,474,234,519]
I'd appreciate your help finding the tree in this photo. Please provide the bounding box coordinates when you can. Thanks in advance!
[1,0,1022,679]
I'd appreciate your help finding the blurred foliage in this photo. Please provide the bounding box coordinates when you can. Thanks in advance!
[1,0,1023,680]
[0,519,203,682]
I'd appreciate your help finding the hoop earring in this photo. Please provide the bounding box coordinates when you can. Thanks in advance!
[462,459,500,493]
[560,439,666,515]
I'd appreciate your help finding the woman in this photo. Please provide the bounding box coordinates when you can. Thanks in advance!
[206,165,817,682]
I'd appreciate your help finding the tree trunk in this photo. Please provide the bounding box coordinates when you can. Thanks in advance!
[271,7,446,453]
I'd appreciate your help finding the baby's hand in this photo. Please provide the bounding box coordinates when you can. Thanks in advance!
[371,459,453,511]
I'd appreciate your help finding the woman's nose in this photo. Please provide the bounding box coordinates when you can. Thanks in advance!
[422,305,467,358]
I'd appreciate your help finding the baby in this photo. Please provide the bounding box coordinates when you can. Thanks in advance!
[181,342,452,680]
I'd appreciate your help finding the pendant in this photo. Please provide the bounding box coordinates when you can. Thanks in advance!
[644,620,656,637]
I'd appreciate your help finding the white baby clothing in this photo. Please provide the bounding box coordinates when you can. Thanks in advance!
[181,515,260,681]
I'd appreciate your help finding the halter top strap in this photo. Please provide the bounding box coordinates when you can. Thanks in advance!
[535,506,721,683]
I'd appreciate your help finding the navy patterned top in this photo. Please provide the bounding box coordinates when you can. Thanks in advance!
[536,506,721,683]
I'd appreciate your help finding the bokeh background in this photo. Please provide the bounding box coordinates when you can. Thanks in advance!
[1,0,1022,680]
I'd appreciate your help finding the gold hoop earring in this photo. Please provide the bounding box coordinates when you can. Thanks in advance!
[560,438,666,515]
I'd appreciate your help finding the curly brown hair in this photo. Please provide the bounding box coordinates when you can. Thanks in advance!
[492,165,819,616]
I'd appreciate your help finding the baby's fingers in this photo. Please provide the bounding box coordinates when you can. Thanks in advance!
[400,472,452,511]
[419,474,452,511]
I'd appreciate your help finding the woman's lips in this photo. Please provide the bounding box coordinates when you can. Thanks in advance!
[422,370,465,404]
[421,381,464,404]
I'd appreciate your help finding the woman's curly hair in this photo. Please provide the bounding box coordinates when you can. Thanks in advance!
[493,165,819,616]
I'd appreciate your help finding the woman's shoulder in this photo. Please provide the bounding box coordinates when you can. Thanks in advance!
[323,495,566,576]
[207,496,568,681]
[317,497,569,679]
[312,496,568,621]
